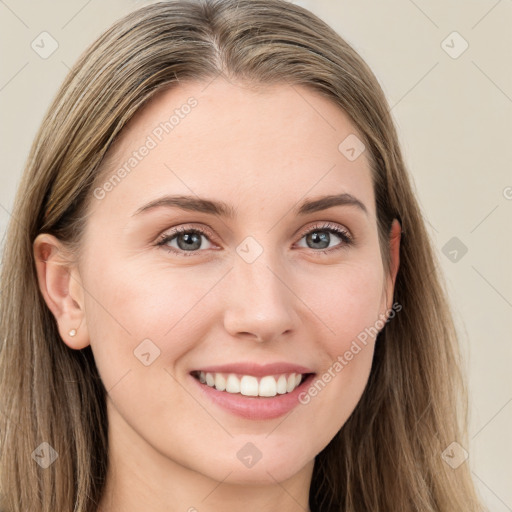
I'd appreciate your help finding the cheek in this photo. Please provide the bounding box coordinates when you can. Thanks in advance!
[299,258,386,352]
[87,248,214,328]
[82,259,217,444]
[294,261,385,423]
[82,255,217,389]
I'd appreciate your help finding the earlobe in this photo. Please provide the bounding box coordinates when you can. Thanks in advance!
[33,233,90,350]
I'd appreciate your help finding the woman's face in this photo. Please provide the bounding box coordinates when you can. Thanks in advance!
[41,78,399,488]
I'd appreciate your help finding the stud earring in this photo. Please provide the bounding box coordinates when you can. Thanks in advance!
[69,328,77,337]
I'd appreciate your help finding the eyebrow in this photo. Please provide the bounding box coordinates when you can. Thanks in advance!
[131,193,368,218]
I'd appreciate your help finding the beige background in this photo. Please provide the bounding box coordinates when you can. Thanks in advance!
[1,0,511,508]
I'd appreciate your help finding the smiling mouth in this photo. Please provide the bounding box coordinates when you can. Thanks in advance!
[190,370,315,398]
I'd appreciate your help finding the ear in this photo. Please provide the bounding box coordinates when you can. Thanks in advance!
[383,218,401,311]
[33,233,89,350]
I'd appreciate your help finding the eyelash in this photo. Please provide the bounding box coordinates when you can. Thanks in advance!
[155,222,354,258]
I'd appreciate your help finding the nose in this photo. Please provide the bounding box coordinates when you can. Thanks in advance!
[222,256,297,343]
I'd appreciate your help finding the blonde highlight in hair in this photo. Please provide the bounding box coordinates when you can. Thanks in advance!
[0,1,485,510]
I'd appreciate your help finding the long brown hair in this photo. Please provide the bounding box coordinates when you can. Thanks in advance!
[0,1,485,510]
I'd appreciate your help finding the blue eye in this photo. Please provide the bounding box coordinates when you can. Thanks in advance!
[296,222,353,253]
[156,222,353,258]
[156,226,215,256]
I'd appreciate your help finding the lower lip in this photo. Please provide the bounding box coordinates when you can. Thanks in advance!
[189,373,316,420]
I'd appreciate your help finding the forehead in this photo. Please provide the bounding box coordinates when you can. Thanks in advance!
[92,78,375,221]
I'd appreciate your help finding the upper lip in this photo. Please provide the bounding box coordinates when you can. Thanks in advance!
[191,362,315,377]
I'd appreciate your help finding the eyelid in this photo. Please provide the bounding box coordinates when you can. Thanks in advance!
[296,221,352,241]
[157,224,216,242]
[155,224,219,251]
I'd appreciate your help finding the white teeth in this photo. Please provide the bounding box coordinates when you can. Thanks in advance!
[276,375,287,394]
[205,373,215,387]
[240,376,259,396]
[197,371,306,397]
[286,374,296,393]
[214,373,226,391]
[258,375,277,397]
[225,374,240,393]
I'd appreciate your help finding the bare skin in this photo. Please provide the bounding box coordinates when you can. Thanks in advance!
[34,76,400,512]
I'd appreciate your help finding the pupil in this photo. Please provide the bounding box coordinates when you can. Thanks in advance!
[308,231,329,249]
[178,233,201,250]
